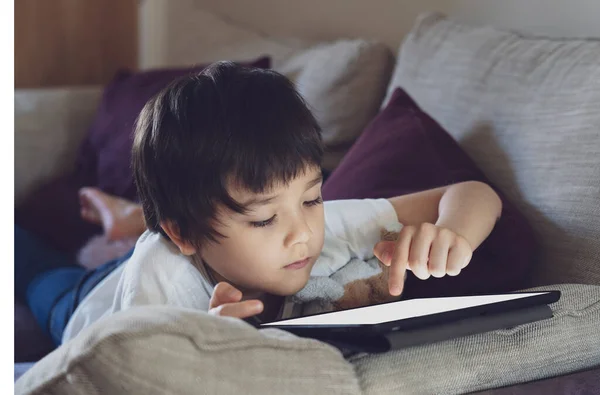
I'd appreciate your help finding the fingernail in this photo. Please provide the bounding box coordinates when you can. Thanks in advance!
[229,289,241,299]
[253,302,263,312]
[390,286,401,296]
[382,252,390,264]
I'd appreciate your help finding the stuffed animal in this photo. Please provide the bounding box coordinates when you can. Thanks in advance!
[294,229,404,315]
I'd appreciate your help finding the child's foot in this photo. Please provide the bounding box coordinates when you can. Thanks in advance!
[78,187,145,241]
[77,234,137,270]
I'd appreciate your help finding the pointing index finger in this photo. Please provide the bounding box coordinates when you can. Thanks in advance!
[389,230,411,296]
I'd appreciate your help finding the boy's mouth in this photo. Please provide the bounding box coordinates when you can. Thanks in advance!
[284,257,311,270]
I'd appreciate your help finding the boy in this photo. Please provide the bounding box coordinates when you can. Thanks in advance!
[18,61,502,345]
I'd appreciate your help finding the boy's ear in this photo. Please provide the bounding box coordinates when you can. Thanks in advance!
[160,221,197,256]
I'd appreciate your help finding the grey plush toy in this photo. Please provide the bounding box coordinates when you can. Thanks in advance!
[293,230,403,316]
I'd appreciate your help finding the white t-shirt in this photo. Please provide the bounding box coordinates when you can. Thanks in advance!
[62,199,400,343]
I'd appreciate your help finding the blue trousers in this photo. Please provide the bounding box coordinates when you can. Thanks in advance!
[14,225,131,345]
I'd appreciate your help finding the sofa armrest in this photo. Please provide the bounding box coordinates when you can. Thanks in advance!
[15,86,102,205]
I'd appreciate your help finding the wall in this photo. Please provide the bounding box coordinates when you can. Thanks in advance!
[138,0,600,70]
[200,0,600,47]
[15,0,138,88]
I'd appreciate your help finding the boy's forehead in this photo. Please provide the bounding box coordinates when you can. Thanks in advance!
[227,166,322,202]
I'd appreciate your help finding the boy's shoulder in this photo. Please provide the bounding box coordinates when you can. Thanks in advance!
[315,198,401,277]
[116,230,213,311]
[131,230,184,263]
[124,230,203,283]
[323,198,397,227]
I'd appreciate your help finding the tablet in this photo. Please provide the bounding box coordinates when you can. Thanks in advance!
[261,291,561,335]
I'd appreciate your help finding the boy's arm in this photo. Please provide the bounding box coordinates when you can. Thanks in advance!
[386,181,502,250]
[377,181,502,295]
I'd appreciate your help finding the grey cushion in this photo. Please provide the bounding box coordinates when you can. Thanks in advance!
[385,12,600,286]
[352,283,600,394]
[278,39,394,170]
[14,307,361,395]
[16,284,600,394]
[471,367,600,395]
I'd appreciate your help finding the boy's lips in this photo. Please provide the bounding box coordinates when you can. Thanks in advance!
[284,257,311,270]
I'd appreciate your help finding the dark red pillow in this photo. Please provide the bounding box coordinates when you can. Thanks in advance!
[322,88,537,298]
[15,57,270,253]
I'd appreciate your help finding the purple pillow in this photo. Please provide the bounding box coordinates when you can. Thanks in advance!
[322,88,537,298]
[16,57,270,253]
[78,56,270,200]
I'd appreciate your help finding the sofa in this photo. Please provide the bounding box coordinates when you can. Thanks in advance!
[15,12,600,394]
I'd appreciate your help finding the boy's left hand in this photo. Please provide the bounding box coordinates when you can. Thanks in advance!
[373,223,473,296]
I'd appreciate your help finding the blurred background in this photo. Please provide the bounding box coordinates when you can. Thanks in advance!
[15,0,137,87]
[13,1,600,393]
[14,0,600,87]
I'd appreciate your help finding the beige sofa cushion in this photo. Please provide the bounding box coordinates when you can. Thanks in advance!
[353,283,600,394]
[386,12,600,286]
[278,40,394,170]
[14,308,360,395]
[140,7,393,171]
[138,4,312,70]
[14,87,102,205]
[15,284,600,394]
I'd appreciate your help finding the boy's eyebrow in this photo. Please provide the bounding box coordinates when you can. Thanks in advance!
[306,174,323,190]
[240,195,278,209]
[241,174,323,209]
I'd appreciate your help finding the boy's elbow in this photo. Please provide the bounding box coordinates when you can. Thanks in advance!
[461,181,503,219]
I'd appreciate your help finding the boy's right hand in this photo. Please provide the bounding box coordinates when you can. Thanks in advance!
[208,282,264,319]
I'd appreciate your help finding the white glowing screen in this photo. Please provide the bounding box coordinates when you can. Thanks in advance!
[262,292,549,326]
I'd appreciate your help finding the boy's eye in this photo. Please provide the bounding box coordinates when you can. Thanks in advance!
[250,215,277,228]
[304,196,323,207]
[249,197,321,228]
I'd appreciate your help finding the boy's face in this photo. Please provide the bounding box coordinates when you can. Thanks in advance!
[200,166,325,296]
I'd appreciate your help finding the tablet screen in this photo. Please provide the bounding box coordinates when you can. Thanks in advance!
[261,292,552,327]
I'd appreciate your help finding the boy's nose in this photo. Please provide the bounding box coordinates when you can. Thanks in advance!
[284,216,312,247]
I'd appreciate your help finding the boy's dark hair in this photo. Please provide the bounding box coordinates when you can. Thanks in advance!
[132,61,323,246]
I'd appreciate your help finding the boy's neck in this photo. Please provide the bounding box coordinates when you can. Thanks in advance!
[215,277,285,321]
[254,293,285,323]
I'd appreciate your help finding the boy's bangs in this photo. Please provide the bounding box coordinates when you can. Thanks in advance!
[222,126,323,214]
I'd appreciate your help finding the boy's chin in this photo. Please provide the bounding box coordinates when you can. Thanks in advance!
[269,276,310,297]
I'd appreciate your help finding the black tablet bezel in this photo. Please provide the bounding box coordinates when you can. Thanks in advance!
[261,290,561,336]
